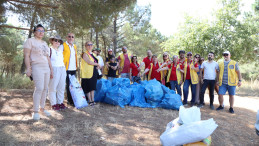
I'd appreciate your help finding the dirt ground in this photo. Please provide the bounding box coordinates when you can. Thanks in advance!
[0,89,258,146]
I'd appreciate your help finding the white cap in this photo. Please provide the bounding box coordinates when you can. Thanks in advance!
[223,51,230,55]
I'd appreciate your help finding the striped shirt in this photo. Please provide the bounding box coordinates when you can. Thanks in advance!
[222,60,239,84]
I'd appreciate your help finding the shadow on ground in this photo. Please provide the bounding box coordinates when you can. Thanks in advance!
[0,90,258,145]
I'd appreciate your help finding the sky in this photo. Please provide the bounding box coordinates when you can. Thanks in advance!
[137,0,255,36]
[7,0,255,37]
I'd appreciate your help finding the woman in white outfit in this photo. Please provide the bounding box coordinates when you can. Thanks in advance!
[48,35,67,110]
[23,24,53,120]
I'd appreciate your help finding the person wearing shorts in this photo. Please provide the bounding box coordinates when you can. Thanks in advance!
[216,51,242,114]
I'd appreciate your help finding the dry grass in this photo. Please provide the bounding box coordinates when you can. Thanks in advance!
[0,90,258,146]
[236,80,259,98]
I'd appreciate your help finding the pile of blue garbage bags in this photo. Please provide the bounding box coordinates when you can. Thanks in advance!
[94,78,183,110]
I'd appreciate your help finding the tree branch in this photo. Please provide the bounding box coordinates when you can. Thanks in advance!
[0,24,54,31]
[7,0,58,9]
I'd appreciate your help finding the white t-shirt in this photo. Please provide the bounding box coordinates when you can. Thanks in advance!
[59,41,76,71]
[96,55,104,67]
[50,47,65,67]
[201,61,219,80]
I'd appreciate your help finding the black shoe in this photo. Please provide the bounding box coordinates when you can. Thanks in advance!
[190,103,195,107]
[67,102,75,107]
[197,104,204,108]
[210,105,215,110]
[256,129,259,136]
[229,107,234,113]
[216,105,224,111]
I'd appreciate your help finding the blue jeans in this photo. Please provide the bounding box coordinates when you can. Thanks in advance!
[132,76,141,83]
[120,73,130,79]
[107,77,115,83]
[170,81,181,96]
[183,79,196,104]
[219,84,236,95]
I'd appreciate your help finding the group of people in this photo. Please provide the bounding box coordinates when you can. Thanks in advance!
[24,24,242,121]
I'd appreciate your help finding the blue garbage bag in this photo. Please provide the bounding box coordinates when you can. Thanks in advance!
[129,83,151,108]
[95,79,112,102]
[160,93,183,110]
[112,78,131,87]
[144,79,164,107]
[140,80,148,86]
[104,84,132,108]
[161,84,176,94]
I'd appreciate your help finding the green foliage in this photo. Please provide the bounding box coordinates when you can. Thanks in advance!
[0,75,34,89]
[0,27,24,77]
[162,0,259,62]
[239,62,259,80]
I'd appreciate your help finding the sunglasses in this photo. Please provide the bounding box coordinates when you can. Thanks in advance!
[36,29,45,33]
[53,39,61,43]
[187,54,192,56]
[223,54,229,56]
[87,44,93,46]
[163,55,168,57]
[195,56,200,58]
[68,36,74,38]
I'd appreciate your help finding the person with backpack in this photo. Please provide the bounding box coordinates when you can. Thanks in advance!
[48,35,67,110]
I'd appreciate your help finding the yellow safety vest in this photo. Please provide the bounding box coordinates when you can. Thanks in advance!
[119,53,132,72]
[63,43,78,71]
[184,61,198,84]
[166,63,182,84]
[218,60,238,86]
[148,63,163,81]
[80,51,98,79]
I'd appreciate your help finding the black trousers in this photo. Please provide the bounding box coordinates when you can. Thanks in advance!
[199,79,215,105]
[66,70,76,105]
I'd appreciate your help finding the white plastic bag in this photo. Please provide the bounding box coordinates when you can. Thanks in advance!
[178,106,201,124]
[160,118,218,146]
[166,117,180,131]
[255,110,259,130]
[69,75,88,109]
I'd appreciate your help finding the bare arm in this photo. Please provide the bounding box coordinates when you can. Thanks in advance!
[158,67,169,72]
[142,68,150,75]
[47,56,53,79]
[83,53,100,67]
[24,48,31,77]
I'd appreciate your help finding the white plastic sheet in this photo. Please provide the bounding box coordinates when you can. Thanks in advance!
[160,118,218,146]
[178,106,201,124]
[69,75,88,109]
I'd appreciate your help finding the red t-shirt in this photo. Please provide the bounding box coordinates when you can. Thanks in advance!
[168,63,178,81]
[178,58,185,70]
[148,63,161,81]
[186,61,198,80]
[130,63,140,76]
[118,54,131,73]
[143,57,153,75]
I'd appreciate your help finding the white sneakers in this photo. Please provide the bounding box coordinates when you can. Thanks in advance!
[32,112,40,120]
[32,110,51,120]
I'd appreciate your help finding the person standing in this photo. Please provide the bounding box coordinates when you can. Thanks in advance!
[107,55,118,82]
[81,41,100,106]
[162,52,171,88]
[118,46,131,79]
[48,35,67,110]
[93,48,104,79]
[194,54,202,104]
[140,50,153,80]
[23,24,53,120]
[158,55,183,96]
[130,56,141,83]
[216,51,242,113]
[198,52,219,109]
[182,52,199,106]
[59,33,78,107]
[142,55,163,82]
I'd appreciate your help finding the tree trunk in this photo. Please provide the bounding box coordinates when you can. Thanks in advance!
[95,31,99,48]
[101,32,107,59]
[113,15,118,56]
[20,7,38,74]
[90,28,93,41]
